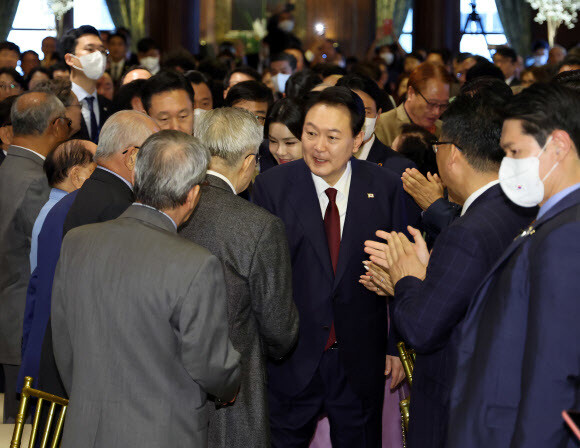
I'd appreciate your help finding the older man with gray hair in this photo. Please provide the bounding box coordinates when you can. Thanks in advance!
[180,107,299,448]
[0,91,69,421]
[52,129,241,448]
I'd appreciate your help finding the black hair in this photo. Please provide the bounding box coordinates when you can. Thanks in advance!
[532,40,549,52]
[397,124,438,176]
[465,60,505,82]
[311,63,346,78]
[0,68,24,89]
[223,66,260,90]
[163,50,197,72]
[264,98,304,140]
[455,52,473,63]
[224,80,274,108]
[60,25,101,57]
[553,69,580,93]
[20,50,39,61]
[44,140,94,187]
[440,93,508,172]
[0,41,21,58]
[108,32,128,46]
[303,86,365,137]
[26,67,51,88]
[270,52,297,71]
[460,76,513,101]
[112,79,147,112]
[336,73,385,112]
[184,70,210,86]
[406,52,425,63]
[49,62,71,77]
[503,83,580,155]
[0,95,17,126]
[285,70,323,102]
[494,47,518,62]
[137,37,160,54]
[350,61,381,83]
[141,70,195,112]
[559,55,580,70]
[428,48,451,65]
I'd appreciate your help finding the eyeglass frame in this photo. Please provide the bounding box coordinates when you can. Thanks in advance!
[432,141,462,154]
[245,152,261,164]
[53,116,72,128]
[414,87,450,112]
[0,83,19,90]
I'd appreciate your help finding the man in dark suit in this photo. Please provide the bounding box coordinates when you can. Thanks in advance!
[448,84,580,448]
[62,25,112,143]
[493,47,521,87]
[364,93,536,448]
[0,92,69,421]
[52,130,241,447]
[180,107,299,447]
[253,87,409,447]
[107,32,130,88]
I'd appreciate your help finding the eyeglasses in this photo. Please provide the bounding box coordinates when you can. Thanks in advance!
[0,83,18,91]
[415,88,449,112]
[432,141,461,154]
[54,116,72,128]
[245,152,261,164]
[122,145,140,155]
[255,115,266,125]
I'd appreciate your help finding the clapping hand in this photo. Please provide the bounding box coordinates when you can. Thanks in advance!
[359,260,394,296]
[401,168,444,211]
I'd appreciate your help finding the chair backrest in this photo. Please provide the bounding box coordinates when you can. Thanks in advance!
[10,376,69,448]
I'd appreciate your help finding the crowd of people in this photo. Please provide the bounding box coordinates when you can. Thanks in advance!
[0,9,579,448]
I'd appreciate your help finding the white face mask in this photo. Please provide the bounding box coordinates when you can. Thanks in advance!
[381,52,394,66]
[140,56,160,75]
[533,54,548,66]
[271,73,291,94]
[363,116,377,142]
[278,20,294,33]
[498,136,559,208]
[72,51,107,80]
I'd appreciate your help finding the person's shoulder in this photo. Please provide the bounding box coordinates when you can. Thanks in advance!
[257,159,304,183]
[355,158,401,185]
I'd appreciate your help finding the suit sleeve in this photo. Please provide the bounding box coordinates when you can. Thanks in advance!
[249,217,299,359]
[50,243,73,393]
[391,225,487,353]
[422,198,461,243]
[510,224,580,447]
[178,255,241,401]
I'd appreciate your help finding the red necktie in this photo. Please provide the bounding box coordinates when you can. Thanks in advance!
[324,188,339,350]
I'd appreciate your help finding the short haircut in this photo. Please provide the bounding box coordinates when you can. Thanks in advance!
[61,25,100,57]
[408,62,454,92]
[137,37,160,53]
[285,70,323,101]
[0,68,24,89]
[351,61,382,83]
[0,95,18,126]
[455,52,473,63]
[49,62,71,77]
[311,63,346,78]
[406,52,425,63]
[134,130,210,210]
[26,66,50,83]
[265,98,304,140]
[271,52,297,71]
[44,139,94,187]
[460,76,513,101]
[336,73,383,111]
[141,70,195,112]
[223,66,260,89]
[494,47,517,62]
[553,69,580,93]
[428,48,451,65]
[224,80,274,108]
[113,79,147,112]
[503,83,580,155]
[465,60,505,82]
[559,55,580,71]
[440,93,509,172]
[304,86,365,137]
[21,50,39,61]
[95,110,156,161]
[108,33,127,46]
[195,107,262,167]
[31,78,76,107]
[11,91,65,136]
[0,41,21,57]
[520,66,552,85]
[184,70,210,86]
[397,124,438,176]
[163,50,197,72]
[532,40,549,52]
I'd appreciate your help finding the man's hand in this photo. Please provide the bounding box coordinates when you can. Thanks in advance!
[402,168,444,211]
[377,226,430,266]
[377,231,428,285]
[385,355,406,389]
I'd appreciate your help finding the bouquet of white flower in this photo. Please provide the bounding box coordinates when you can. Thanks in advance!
[525,0,580,46]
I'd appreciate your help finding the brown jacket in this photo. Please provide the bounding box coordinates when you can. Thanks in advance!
[375,102,442,147]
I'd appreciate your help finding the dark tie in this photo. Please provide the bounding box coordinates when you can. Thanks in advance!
[324,187,340,350]
[84,96,99,144]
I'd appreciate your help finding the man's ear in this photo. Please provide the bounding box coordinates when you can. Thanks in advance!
[187,184,201,209]
[124,146,139,171]
[0,126,13,146]
[69,165,84,190]
[64,53,76,69]
[550,130,573,160]
[131,97,146,113]
[352,130,364,154]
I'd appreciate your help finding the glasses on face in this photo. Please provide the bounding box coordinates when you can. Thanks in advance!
[122,145,140,155]
[245,152,261,164]
[255,115,266,125]
[432,141,461,154]
[0,83,18,91]
[415,88,449,112]
[54,116,72,128]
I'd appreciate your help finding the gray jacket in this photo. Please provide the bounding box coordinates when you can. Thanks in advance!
[179,174,299,448]
[52,204,241,448]
[0,146,50,365]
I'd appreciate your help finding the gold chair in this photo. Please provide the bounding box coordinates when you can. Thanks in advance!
[10,376,69,448]
[397,341,416,445]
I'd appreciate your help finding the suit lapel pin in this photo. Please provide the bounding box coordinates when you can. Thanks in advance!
[367,193,374,198]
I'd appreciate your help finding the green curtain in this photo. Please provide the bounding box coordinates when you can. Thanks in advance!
[0,0,20,41]
[104,0,146,50]
[392,0,412,38]
[495,0,532,58]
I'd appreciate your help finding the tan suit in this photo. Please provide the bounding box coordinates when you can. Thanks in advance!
[375,102,442,147]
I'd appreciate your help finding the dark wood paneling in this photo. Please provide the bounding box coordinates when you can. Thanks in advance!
[413,0,460,53]
[146,0,200,54]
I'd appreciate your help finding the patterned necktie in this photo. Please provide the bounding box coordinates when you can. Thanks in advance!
[84,96,99,144]
[324,187,340,350]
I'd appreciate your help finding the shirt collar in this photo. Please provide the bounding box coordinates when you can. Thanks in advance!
[356,135,375,161]
[49,187,68,201]
[11,145,46,160]
[132,203,177,230]
[311,160,352,200]
[71,81,97,103]
[207,170,237,194]
[461,179,499,216]
[97,165,133,191]
[537,182,580,220]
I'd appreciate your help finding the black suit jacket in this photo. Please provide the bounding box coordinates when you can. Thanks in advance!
[71,95,113,142]
[366,137,416,175]
[0,149,5,166]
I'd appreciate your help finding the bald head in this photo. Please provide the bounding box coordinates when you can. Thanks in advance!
[11,91,66,137]
[122,68,152,85]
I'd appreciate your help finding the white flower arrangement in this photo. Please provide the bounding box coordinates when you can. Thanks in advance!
[525,0,580,46]
[47,0,74,21]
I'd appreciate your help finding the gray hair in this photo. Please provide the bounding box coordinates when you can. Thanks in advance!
[95,110,157,162]
[134,130,210,210]
[194,107,262,167]
[11,91,66,136]
[31,78,75,107]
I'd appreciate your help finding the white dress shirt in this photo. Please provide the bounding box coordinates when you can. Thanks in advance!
[356,135,375,161]
[461,179,499,216]
[311,161,352,238]
[207,170,236,194]
[71,81,100,138]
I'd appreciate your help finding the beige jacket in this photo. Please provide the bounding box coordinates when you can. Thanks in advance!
[375,102,442,147]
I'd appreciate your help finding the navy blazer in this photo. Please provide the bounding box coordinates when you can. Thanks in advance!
[367,137,415,175]
[391,185,535,448]
[18,191,78,392]
[253,157,409,399]
[448,188,580,448]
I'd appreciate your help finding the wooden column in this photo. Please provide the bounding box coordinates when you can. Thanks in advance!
[146,0,200,55]
[413,0,460,53]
